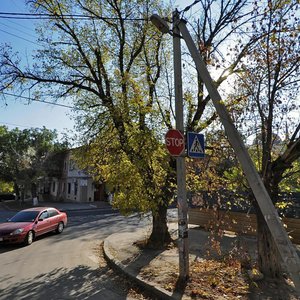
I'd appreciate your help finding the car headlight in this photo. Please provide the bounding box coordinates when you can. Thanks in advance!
[10,228,24,235]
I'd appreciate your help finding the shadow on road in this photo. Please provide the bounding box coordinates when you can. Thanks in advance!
[50,214,151,245]
[0,232,64,253]
[0,264,132,300]
[0,244,21,253]
[0,214,151,253]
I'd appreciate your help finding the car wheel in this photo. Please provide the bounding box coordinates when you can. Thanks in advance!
[56,222,64,234]
[24,231,34,246]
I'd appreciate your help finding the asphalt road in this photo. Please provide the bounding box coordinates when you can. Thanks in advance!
[0,209,152,300]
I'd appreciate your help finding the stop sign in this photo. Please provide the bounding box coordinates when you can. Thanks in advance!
[165,129,185,156]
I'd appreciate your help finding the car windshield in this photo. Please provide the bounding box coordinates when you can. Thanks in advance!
[9,211,40,222]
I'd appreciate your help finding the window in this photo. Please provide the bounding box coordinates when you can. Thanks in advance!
[74,181,78,196]
[48,209,59,217]
[68,183,71,194]
[69,159,76,171]
[39,211,49,220]
[52,181,56,192]
[9,211,39,222]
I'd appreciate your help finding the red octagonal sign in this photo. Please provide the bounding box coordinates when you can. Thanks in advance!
[165,129,185,156]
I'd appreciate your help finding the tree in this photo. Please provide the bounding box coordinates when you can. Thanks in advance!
[232,0,300,277]
[1,0,175,247]
[2,0,296,264]
[0,125,67,200]
[0,0,268,248]
[173,0,300,280]
[179,0,258,133]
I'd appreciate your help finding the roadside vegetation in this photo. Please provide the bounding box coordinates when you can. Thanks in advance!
[0,0,299,293]
[0,126,68,201]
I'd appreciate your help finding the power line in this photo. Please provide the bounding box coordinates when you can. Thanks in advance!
[5,18,35,32]
[180,0,200,14]
[0,12,147,21]
[0,12,100,18]
[0,121,49,130]
[2,92,81,110]
[0,28,40,45]
[0,21,37,39]
[0,121,74,134]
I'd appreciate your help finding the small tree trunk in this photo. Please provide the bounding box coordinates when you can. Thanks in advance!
[14,182,20,200]
[147,202,172,249]
[31,182,37,198]
[254,201,284,278]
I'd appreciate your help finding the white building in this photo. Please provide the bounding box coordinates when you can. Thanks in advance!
[39,150,105,203]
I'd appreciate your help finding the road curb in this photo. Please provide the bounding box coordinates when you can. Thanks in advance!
[0,202,114,213]
[61,207,117,213]
[103,237,176,300]
[0,202,19,212]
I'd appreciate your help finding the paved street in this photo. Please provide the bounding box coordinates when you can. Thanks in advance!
[0,209,152,300]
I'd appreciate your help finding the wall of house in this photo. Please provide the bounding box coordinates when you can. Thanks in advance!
[64,177,95,202]
[39,150,105,203]
[49,178,59,198]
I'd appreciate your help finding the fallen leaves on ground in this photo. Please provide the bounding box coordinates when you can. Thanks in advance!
[139,257,299,299]
[187,259,249,299]
[141,258,250,299]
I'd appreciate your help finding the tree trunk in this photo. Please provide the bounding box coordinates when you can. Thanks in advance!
[14,182,20,200]
[147,202,172,249]
[254,201,284,278]
[31,182,37,198]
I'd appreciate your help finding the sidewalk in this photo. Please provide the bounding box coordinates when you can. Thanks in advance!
[1,199,299,298]
[103,223,255,300]
[0,199,111,212]
[103,223,300,300]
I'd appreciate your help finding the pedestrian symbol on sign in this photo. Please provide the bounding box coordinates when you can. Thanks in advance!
[189,135,204,154]
[187,132,205,158]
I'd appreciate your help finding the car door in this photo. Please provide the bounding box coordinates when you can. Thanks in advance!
[48,209,60,231]
[35,210,51,236]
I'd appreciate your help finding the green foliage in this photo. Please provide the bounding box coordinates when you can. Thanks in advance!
[22,0,174,216]
[225,0,300,200]
[2,0,299,251]
[0,125,68,196]
[0,181,14,193]
[75,123,174,215]
[279,160,300,193]
[186,130,240,192]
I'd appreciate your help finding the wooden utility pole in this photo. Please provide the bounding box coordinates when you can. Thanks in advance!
[177,18,300,292]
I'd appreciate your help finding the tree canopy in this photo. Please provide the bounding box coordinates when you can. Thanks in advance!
[0,125,68,198]
[0,0,299,272]
[1,0,175,246]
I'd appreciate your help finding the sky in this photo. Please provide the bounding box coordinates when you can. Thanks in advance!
[0,0,191,140]
[0,0,76,139]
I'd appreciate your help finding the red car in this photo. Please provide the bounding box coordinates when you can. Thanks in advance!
[0,207,67,246]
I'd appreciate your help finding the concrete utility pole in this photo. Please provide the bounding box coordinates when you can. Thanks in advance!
[150,12,189,282]
[173,11,189,282]
[177,18,300,292]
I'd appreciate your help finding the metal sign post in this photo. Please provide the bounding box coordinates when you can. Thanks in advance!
[177,18,300,292]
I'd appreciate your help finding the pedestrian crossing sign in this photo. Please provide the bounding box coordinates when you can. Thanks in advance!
[187,132,205,158]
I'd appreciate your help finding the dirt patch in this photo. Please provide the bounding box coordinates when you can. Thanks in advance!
[139,256,299,299]
[104,225,299,299]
